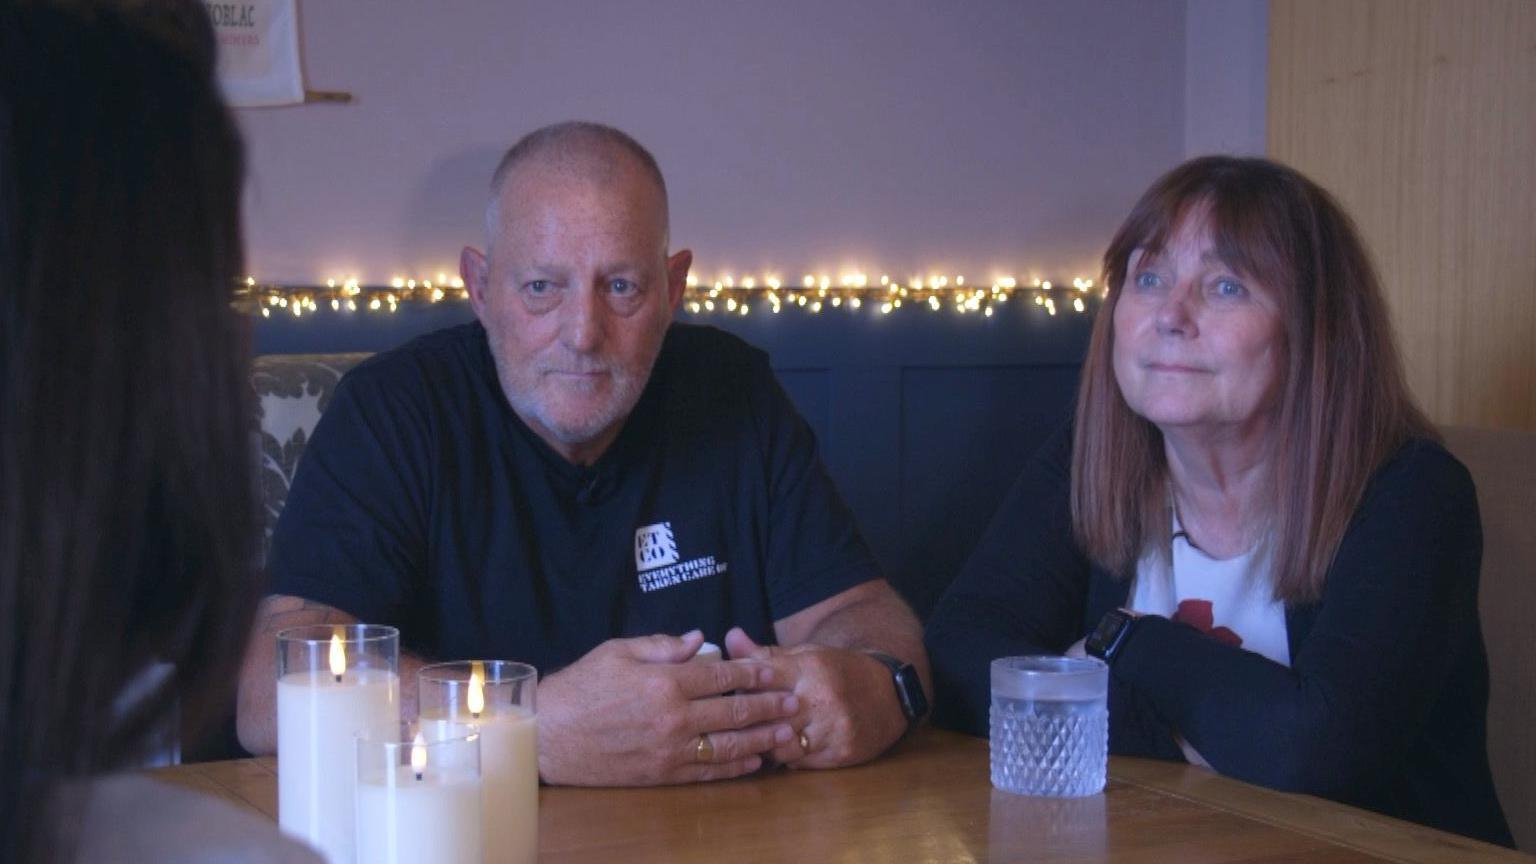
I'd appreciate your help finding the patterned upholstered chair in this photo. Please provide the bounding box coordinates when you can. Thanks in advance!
[251,353,371,553]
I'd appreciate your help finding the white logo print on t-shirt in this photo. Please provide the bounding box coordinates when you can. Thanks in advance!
[634,522,680,572]
[633,521,730,593]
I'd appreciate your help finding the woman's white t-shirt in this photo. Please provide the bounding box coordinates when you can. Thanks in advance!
[1128,513,1291,668]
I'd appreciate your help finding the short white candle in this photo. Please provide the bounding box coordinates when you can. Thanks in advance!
[277,664,398,863]
[355,734,483,864]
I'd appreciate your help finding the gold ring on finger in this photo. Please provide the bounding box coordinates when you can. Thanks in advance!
[695,734,714,762]
[798,731,811,752]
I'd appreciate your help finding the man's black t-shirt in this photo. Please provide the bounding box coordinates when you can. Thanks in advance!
[268,321,881,674]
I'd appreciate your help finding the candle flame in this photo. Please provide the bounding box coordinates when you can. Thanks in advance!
[468,662,486,717]
[411,732,428,779]
[328,631,346,679]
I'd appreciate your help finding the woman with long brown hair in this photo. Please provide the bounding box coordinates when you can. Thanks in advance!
[0,2,317,860]
[927,156,1511,846]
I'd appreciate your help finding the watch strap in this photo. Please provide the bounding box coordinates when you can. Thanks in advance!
[864,650,928,733]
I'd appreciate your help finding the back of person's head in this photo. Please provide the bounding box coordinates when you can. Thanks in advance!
[1072,155,1431,603]
[0,1,256,858]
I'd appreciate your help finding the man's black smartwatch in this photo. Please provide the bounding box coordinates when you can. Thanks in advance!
[865,651,928,734]
[1086,608,1140,664]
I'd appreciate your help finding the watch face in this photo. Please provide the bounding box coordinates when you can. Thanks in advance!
[1088,610,1131,658]
[1091,612,1125,647]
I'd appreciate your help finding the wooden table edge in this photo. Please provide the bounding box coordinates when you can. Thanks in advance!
[150,735,1532,864]
[1109,756,1532,864]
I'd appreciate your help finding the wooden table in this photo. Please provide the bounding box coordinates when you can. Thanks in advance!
[153,728,1529,863]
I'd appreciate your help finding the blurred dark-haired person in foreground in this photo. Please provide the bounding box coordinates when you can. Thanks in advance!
[926,156,1512,846]
[0,2,318,861]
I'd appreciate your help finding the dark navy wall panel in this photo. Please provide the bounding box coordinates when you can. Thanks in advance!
[773,369,831,460]
[896,365,1081,617]
[252,297,1097,619]
[254,305,476,355]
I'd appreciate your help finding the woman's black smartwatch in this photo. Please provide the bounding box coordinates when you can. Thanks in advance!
[865,651,929,735]
[1086,608,1141,664]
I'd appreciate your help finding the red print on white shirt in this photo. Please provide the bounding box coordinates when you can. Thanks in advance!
[1172,599,1244,648]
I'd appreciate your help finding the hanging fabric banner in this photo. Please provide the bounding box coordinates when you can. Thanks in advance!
[203,1,304,107]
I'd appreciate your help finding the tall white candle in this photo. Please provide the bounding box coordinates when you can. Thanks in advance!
[355,736,483,864]
[419,709,537,864]
[278,669,399,864]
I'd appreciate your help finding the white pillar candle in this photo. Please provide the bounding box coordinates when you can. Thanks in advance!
[419,708,537,864]
[278,669,399,863]
[419,661,538,864]
[355,735,483,864]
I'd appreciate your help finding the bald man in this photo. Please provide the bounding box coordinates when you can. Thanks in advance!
[237,122,930,787]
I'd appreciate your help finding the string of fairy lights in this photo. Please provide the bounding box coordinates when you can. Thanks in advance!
[237,270,1107,321]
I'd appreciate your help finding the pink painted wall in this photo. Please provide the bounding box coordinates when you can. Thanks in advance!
[1185,0,1268,157]
[236,0,1199,286]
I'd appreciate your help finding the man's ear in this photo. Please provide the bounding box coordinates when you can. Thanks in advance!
[664,249,693,313]
[460,246,490,317]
